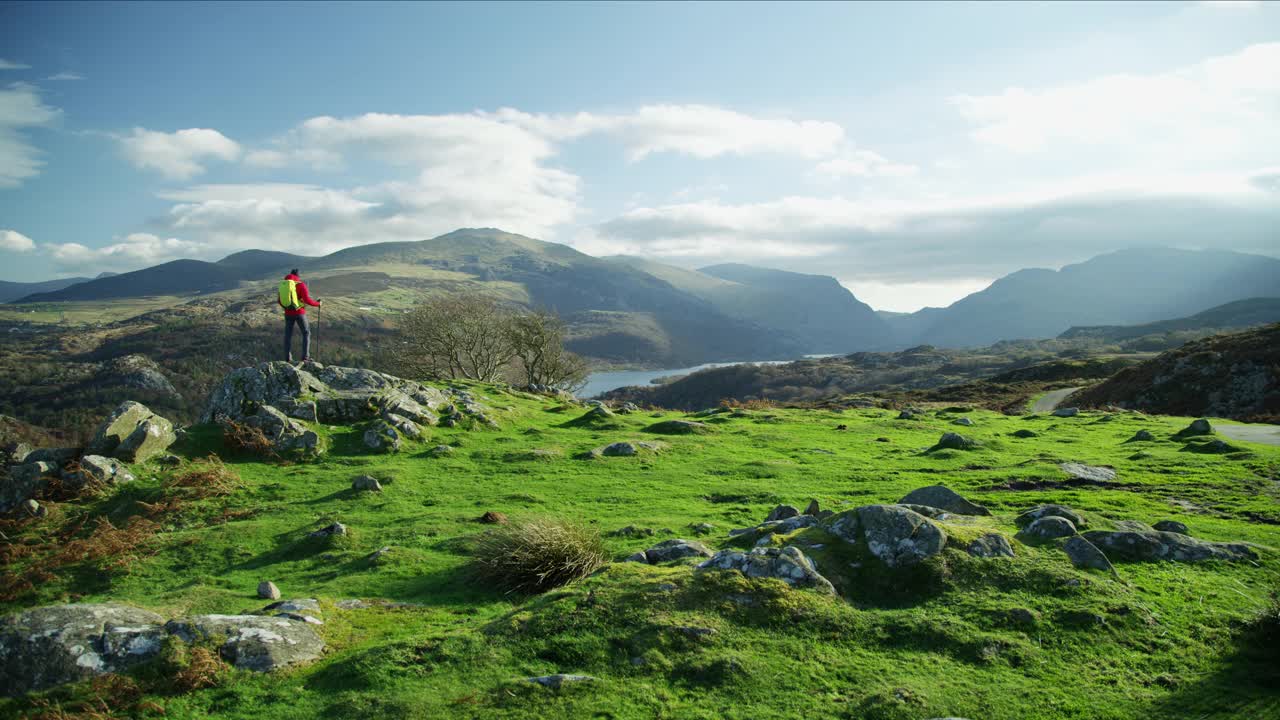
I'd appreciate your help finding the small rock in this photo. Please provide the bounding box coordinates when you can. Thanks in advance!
[1011,429,1038,438]
[641,539,713,564]
[623,552,648,563]
[1153,520,1189,535]
[1052,407,1080,417]
[952,417,974,426]
[367,546,392,562]
[22,498,45,518]
[610,525,655,538]
[875,437,891,442]
[896,410,915,420]
[804,499,820,516]
[478,511,508,524]
[835,424,848,431]
[967,533,1015,558]
[426,444,454,457]
[1019,516,1077,540]
[258,581,281,600]
[601,442,638,457]
[1016,504,1086,528]
[351,475,382,492]
[1007,608,1039,626]
[1175,418,1213,437]
[1063,536,1115,573]
[1126,430,1155,442]
[526,674,596,689]
[689,522,715,536]
[765,504,800,522]
[929,432,977,451]
[1059,462,1117,483]
[309,522,348,538]
[898,485,990,516]
[644,419,711,435]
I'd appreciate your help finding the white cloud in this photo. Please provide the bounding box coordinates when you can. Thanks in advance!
[0,83,60,188]
[46,72,84,81]
[0,60,31,70]
[45,233,205,273]
[815,149,918,179]
[587,169,1280,299]
[0,229,36,252]
[951,42,1280,154]
[118,127,242,179]
[496,105,845,160]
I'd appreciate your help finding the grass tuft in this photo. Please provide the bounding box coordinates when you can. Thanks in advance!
[470,517,609,594]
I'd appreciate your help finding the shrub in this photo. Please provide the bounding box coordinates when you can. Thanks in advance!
[470,517,608,594]
[220,418,278,459]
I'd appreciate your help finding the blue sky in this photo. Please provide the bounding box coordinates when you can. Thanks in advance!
[1,0,1277,310]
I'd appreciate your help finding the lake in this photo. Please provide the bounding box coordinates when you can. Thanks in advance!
[581,356,833,398]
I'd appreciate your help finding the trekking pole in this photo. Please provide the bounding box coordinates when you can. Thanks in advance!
[312,304,318,362]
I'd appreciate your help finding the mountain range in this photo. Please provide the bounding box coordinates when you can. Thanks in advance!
[5,231,1279,364]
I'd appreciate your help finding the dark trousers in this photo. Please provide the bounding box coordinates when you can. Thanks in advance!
[284,314,310,361]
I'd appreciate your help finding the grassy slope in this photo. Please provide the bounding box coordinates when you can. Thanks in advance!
[2,388,1279,720]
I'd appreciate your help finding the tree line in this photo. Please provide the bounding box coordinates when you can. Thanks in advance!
[389,293,589,392]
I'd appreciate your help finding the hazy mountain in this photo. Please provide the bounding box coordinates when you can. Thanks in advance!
[1060,297,1280,342]
[895,248,1280,348]
[0,277,92,304]
[17,260,252,302]
[216,249,313,276]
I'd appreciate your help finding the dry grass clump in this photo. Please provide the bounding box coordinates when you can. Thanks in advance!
[220,418,279,458]
[471,517,608,594]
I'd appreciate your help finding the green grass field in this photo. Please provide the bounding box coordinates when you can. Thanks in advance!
[2,388,1278,719]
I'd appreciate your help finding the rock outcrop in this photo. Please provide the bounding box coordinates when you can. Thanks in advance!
[87,401,176,463]
[1081,530,1257,563]
[897,485,990,516]
[697,546,836,594]
[825,505,947,568]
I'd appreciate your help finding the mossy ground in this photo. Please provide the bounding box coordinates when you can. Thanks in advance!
[2,388,1278,719]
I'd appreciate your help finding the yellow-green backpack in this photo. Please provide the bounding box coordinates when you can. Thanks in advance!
[278,279,301,310]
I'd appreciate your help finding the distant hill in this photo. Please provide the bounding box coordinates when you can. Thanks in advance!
[17,260,251,302]
[1074,323,1280,421]
[892,249,1280,348]
[0,277,91,303]
[1060,297,1280,342]
[216,249,313,276]
[608,257,892,353]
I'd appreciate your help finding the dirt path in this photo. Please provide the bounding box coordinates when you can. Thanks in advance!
[1032,387,1083,413]
[1219,423,1280,447]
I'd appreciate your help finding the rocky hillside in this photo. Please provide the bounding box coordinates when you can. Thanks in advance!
[0,362,1277,718]
[1074,323,1280,422]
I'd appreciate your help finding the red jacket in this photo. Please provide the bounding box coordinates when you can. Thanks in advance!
[280,273,321,316]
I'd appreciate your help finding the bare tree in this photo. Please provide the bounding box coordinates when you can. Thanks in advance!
[507,309,589,392]
[396,294,515,382]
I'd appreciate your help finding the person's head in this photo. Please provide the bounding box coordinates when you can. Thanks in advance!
[289,268,300,277]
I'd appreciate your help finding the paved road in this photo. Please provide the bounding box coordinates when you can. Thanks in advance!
[1032,387,1083,413]
[1219,423,1280,447]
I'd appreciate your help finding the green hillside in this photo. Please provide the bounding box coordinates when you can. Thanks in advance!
[1060,297,1280,342]
[2,368,1277,719]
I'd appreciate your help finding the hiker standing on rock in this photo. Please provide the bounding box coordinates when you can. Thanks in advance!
[279,269,321,362]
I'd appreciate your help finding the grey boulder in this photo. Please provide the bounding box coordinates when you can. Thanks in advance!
[1062,536,1115,572]
[967,533,1015,558]
[1016,504,1086,529]
[1059,462,1117,483]
[929,432,977,451]
[898,485,989,516]
[640,539,713,564]
[0,603,166,696]
[1018,516,1077,540]
[1081,530,1256,563]
[165,614,324,672]
[697,546,836,595]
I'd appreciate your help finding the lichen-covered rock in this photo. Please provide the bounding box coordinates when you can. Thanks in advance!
[826,505,947,568]
[277,398,318,422]
[929,432,977,451]
[1059,462,1117,483]
[1081,530,1257,563]
[426,444,454,458]
[164,614,324,672]
[644,420,711,435]
[73,455,136,487]
[601,442,638,457]
[898,485,990,516]
[952,417,974,426]
[1016,504,1086,529]
[1126,430,1155,443]
[1019,516,1077,540]
[363,419,403,453]
[967,533,1015,558]
[201,363,327,423]
[697,546,836,595]
[526,674,597,689]
[640,539,713,564]
[0,603,166,696]
[87,401,176,462]
[1052,407,1080,417]
[258,581,281,600]
[229,405,321,457]
[1,461,58,511]
[378,390,438,427]
[352,475,382,492]
[380,412,423,439]
[96,354,178,397]
[1063,536,1114,572]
